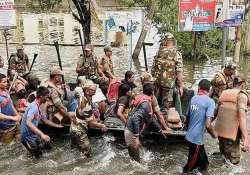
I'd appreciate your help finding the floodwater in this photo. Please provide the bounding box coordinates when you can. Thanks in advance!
[0,7,250,175]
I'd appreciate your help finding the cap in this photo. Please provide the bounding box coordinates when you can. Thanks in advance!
[104,45,112,52]
[164,33,175,41]
[50,67,63,76]
[84,44,93,51]
[16,44,24,50]
[140,72,156,83]
[224,57,237,69]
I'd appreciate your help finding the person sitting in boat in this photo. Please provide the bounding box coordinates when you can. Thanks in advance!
[76,44,100,84]
[120,71,136,94]
[40,67,74,125]
[21,86,63,158]
[70,80,107,157]
[16,89,28,113]
[7,69,28,95]
[115,83,132,123]
[125,83,166,162]
[0,73,21,144]
[98,45,115,80]
[77,76,107,121]
[8,44,30,76]
[140,72,172,133]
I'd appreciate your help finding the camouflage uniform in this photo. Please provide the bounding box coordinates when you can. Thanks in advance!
[210,70,234,103]
[99,45,114,78]
[47,85,65,118]
[8,53,29,76]
[99,55,114,78]
[70,96,94,156]
[77,54,99,82]
[40,68,67,123]
[152,46,183,109]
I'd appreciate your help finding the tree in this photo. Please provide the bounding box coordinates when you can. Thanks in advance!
[120,0,232,59]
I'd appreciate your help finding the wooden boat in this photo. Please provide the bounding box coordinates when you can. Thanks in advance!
[38,88,194,142]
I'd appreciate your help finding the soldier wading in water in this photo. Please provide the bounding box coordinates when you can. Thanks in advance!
[151,33,184,112]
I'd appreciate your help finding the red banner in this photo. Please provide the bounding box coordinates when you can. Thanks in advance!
[178,0,216,31]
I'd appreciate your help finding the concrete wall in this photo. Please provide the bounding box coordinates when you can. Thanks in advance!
[95,0,121,8]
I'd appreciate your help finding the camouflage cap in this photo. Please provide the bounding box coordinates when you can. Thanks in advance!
[164,32,175,41]
[140,72,156,83]
[16,44,24,50]
[84,44,93,51]
[224,57,237,69]
[50,67,63,75]
[104,45,112,52]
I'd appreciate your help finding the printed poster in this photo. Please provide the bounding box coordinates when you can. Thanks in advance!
[0,0,16,29]
[178,0,216,31]
[215,1,245,27]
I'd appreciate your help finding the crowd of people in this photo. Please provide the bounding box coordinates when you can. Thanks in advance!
[0,33,249,174]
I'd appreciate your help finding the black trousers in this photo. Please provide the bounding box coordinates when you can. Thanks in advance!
[183,141,209,173]
[22,138,52,158]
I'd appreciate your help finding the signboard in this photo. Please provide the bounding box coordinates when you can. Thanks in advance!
[0,0,16,29]
[178,0,216,31]
[215,1,245,27]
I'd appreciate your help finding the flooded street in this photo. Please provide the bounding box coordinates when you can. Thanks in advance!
[0,6,250,175]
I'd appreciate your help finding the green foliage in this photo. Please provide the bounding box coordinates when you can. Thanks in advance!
[120,0,231,59]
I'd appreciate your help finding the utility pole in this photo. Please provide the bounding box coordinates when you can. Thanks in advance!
[221,27,228,67]
[234,26,241,63]
[132,0,155,60]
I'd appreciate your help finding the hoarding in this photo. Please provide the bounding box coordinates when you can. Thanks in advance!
[215,2,245,27]
[178,0,216,31]
[0,0,16,29]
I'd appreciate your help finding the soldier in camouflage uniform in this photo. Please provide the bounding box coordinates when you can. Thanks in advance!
[210,57,237,104]
[151,33,184,110]
[41,67,74,125]
[70,80,107,157]
[98,45,114,80]
[8,44,30,76]
[76,44,100,83]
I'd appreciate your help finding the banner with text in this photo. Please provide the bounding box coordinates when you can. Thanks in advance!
[215,1,245,27]
[178,0,216,31]
[0,0,16,29]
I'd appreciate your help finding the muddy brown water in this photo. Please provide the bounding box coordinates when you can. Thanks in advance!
[0,43,249,175]
[0,10,250,175]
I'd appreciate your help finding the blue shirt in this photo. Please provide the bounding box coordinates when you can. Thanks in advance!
[0,91,16,130]
[21,101,45,142]
[69,97,78,112]
[185,95,215,145]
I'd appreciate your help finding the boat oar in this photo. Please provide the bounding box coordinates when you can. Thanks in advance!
[8,73,18,93]
[77,29,85,54]
[54,41,67,100]
[22,53,38,78]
